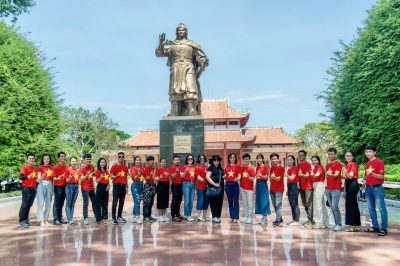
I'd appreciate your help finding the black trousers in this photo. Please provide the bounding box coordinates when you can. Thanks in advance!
[209,187,224,218]
[112,184,126,219]
[82,190,100,221]
[143,194,155,218]
[19,187,36,222]
[345,179,361,226]
[53,185,66,221]
[96,183,109,220]
[170,183,183,218]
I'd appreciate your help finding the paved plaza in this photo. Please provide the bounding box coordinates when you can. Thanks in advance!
[0,193,398,266]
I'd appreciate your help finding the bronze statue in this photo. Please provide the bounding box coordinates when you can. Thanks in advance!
[156,23,209,116]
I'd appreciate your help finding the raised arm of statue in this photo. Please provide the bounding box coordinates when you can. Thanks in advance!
[156,33,169,57]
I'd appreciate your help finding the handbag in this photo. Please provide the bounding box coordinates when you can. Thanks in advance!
[206,168,222,198]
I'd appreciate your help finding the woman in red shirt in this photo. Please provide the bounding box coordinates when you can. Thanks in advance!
[255,154,270,225]
[195,154,209,221]
[310,155,329,229]
[180,154,197,222]
[342,151,361,231]
[155,158,170,222]
[224,153,241,223]
[37,154,54,226]
[285,155,300,226]
[95,157,110,224]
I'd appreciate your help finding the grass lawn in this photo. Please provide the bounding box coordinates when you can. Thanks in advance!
[0,191,22,199]
[384,188,400,200]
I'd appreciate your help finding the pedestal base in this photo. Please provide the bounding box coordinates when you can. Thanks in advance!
[160,116,204,165]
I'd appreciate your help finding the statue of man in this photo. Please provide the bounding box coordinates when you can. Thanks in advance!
[156,23,209,116]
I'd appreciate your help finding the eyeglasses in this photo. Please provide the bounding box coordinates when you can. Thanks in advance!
[118,155,125,158]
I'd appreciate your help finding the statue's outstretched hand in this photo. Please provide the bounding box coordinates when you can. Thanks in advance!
[159,33,166,46]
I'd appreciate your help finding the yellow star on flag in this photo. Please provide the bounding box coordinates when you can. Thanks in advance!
[189,170,195,177]
[298,169,303,175]
[120,171,126,177]
[45,169,53,177]
[242,171,248,178]
[228,170,234,177]
[31,170,37,178]
[88,172,93,179]
[103,174,109,181]
[74,173,79,181]
[164,171,170,177]
[326,169,333,176]
[271,172,276,178]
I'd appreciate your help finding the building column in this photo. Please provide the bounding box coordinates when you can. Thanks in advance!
[223,143,227,167]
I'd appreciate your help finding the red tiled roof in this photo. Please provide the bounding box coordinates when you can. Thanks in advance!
[244,128,301,145]
[252,147,299,153]
[121,130,160,147]
[205,130,256,143]
[201,100,250,127]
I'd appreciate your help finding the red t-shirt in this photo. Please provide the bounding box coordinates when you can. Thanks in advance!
[286,165,299,184]
[240,166,255,191]
[170,165,183,184]
[65,167,80,184]
[80,164,95,191]
[224,164,241,182]
[144,166,155,184]
[53,163,68,186]
[38,165,54,181]
[256,164,270,181]
[181,165,196,182]
[20,165,37,188]
[345,162,359,179]
[195,165,208,190]
[110,164,128,185]
[130,166,145,182]
[155,167,170,182]
[270,165,285,192]
[95,169,110,185]
[365,158,385,186]
[298,161,313,190]
[311,165,325,183]
[326,161,342,190]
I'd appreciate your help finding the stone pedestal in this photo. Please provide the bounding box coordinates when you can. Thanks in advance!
[160,116,204,165]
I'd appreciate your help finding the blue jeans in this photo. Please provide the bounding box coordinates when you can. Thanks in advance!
[255,181,271,216]
[326,189,342,226]
[182,181,195,217]
[131,181,143,216]
[287,183,300,222]
[365,185,388,231]
[270,192,283,222]
[225,181,239,219]
[196,189,209,210]
[65,184,79,221]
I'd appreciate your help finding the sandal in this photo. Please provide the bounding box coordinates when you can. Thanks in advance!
[378,230,387,236]
[364,227,380,233]
[345,226,356,232]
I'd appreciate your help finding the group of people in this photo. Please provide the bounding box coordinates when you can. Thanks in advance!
[17,144,389,236]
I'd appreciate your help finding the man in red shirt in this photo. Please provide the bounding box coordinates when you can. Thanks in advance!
[240,153,255,224]
[363,144,388,236]
[79,153,99,225]
[298,150,314,227]
[110,151,129,225]
[170,155,183,222]
[18,153,37,229]
[269,153,285,227]
[325,147,343,231]
[52,152,68,225]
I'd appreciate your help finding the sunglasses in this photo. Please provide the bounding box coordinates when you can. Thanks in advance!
[188,158,194,160]
[118,155,125,158]
[213,159,220,161]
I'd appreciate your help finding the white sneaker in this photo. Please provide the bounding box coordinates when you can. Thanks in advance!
[163,215,170,221]
[187,216,195,222]
[333,225,342,231]
[157,216,165,222]
[313,224,324,229]
[240,217,247,223]
[259,218,267,225]
[132,216,137,223]
[328,224,335,229]
[212,217,218,222]
[137,217,143,224]
[205,216,211,221]
[287,221,299,226]
[245,218,252,224]
[84,218,90,225]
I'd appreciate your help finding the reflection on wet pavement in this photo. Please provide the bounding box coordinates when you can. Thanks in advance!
[0,196,398,265]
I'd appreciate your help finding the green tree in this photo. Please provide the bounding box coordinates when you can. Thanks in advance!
[0,0,35,21]
[0,21,61,176]
[320,0,400,164]
[295,121,338,163]
[61,106,130,159]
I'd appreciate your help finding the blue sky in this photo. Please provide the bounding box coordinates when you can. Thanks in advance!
[14,0,376,136]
